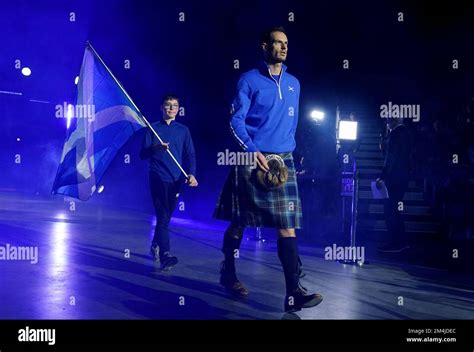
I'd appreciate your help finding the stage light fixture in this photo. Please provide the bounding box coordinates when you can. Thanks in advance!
[310,110,325,122]
[338,120,358,140]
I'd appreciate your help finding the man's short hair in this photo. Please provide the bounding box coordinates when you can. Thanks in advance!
[162,94,179,104]
[261,26,287,45]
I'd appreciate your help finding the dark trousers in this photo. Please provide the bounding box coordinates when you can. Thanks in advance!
[384,180,408,245]
[150,173,181,258]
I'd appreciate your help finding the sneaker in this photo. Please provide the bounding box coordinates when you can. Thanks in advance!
[284,287,323,313]
[150,245,160,262]
[159,253,178,271]
[377,243,410,253]
[219,261,249,297]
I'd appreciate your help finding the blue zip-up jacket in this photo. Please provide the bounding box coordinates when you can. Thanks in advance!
[230,61,300,153]
[140,119,196,183]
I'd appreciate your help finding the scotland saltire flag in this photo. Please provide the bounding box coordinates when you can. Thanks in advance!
[52,43,146,200]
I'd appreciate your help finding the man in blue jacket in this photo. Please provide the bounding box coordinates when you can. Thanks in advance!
[214,27,323,312]
[141,94,198,271]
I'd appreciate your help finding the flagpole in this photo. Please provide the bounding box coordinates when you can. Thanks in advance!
[85,41,189,179]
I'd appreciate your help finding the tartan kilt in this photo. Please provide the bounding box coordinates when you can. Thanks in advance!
[213,152,303,229]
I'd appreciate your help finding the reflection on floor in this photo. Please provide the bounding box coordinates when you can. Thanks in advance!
[0,192,473,320]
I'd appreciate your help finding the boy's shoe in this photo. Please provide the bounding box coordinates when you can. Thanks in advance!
[159,253,178,271]
[150,245,160,262]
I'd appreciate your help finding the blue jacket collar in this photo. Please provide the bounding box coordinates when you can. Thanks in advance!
[159,118,176,126]
[259,61,287,76]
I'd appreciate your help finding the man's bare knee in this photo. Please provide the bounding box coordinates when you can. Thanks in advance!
[278,228,296,238]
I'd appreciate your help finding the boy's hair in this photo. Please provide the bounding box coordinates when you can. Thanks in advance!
[162,94,179,104]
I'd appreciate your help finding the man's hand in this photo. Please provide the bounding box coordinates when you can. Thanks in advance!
[152,142,169,152]
[256,151,269,172]
[375,178,384,190]
[186,174,198,187]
